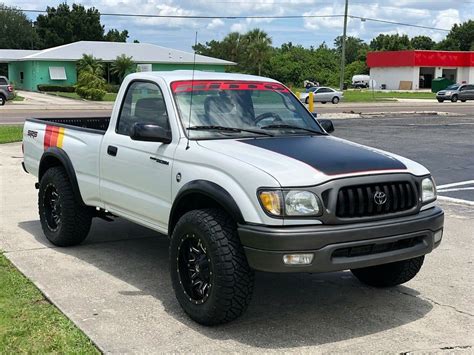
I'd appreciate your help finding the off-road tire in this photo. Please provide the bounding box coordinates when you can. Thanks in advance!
[0,94,5,106]
[351,256,424,287]
[170,208,254,325]
[38,166,92,246]
[451,95,458,102]
[332,96,340,104]
[437,99,444,103]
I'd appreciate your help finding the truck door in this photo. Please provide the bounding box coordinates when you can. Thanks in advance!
[100,80,176,232]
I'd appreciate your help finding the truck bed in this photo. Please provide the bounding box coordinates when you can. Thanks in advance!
[26,116,111,133]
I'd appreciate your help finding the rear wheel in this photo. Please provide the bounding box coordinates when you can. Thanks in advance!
[451,95,458,102]
[0,94,5,106]
[38,167,92,246]
[321,101,327,104]
[170,208,254,325]
[351,256,424,287]
[332,96,340,104]
[461,99,467,102]
[305,97,309,104]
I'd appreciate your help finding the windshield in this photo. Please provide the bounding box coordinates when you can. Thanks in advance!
[171,80,324,139]
[445,84,459,90]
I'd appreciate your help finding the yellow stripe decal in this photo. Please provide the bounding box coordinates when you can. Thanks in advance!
[57,127,65,148]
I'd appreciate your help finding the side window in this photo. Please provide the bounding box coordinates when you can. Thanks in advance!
[459,86,466,91]
[116,81,170,136]
[0,78,7,85]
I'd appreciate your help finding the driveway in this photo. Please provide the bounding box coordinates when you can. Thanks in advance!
[7,90,113,110]
[0,142,472,353]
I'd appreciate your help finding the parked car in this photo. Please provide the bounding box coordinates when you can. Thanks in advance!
[0,76,15,106]
[23,71,443,325]
[436,83,474,102]
[300,86,343,104]
[352,74,370,88]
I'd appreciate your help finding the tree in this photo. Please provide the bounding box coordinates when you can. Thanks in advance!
[244,29,272,76]
[76,54,106,100]
[334,36,369,64]
[77,54,104,75]
[111,54,135,83]
[370,34,411,51]
[437,20,474,51]
[35,4,104,48]
[104,29,129,42]
[0,4,38,49]
[410,36,435,50]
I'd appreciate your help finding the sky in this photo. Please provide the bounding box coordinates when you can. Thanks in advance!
[5,0,474,51]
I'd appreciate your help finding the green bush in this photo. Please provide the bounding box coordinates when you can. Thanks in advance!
[37,85,75,93]
[76,71,106,101]
[106,84,120,93]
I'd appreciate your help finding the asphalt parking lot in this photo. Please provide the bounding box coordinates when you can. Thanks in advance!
[0,115,473,353]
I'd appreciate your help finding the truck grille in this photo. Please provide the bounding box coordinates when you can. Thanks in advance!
[336,181,417,218]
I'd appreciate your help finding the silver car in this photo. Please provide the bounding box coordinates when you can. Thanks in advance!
[300,86,343,104]
[436,83,474,103]
[0,76,15,106]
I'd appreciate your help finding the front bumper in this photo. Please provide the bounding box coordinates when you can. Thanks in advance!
[238,207,444,273]
[436,94,452,100]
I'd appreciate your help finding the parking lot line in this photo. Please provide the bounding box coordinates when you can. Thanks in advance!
[437,195,474,206]
[437,180,474,189]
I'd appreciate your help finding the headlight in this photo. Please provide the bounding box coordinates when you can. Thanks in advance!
[285,191,320,216]
[421,177,436,203]
[258,189,321,217]
[445,91,452,95]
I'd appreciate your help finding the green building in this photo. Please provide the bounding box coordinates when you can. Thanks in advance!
[0,41,234,91]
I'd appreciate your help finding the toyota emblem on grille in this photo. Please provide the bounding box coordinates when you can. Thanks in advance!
[374,191,387,205]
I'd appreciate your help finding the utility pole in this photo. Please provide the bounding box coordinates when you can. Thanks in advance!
[339,0,349,91]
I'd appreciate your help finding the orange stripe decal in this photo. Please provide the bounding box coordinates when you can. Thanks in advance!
[57,127,65,148]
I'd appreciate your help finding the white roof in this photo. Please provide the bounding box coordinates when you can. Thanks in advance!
[18,41,234,65]
[127,70,279,85]
[0,49,40,61]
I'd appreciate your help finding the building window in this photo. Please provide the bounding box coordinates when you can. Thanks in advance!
[20,72,24,83]
[49,67,67,80]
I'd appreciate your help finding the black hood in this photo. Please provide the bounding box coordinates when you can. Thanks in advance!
[239,136,406,176]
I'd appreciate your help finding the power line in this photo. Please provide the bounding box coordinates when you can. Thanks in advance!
[18,8,451,31]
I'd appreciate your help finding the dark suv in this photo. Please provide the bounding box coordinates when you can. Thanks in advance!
[0,76,14,106]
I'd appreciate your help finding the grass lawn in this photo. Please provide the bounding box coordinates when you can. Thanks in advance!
[48,91,117,102]
[292,88,436,102]
[0,125,23,144]
[0,253,99,353]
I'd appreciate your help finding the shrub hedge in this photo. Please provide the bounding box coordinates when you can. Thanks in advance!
[37,85,76,93]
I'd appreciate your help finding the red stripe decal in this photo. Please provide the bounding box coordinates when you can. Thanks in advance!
[44,126,53,150]
[170,80,289,93]
[50,126,60,147]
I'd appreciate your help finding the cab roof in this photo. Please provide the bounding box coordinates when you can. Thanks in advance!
[126,70,281,85]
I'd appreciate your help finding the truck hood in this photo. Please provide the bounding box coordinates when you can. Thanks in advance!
[197,136,428,186]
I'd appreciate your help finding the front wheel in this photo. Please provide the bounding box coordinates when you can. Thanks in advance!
[305,97,309,104]
[170,209,254,325]
[332,96,340,104]
[437,99,444,103]
[38,167,92,246]
[351,256,424,287]
[461,99,467,102]
[451,95,458,102]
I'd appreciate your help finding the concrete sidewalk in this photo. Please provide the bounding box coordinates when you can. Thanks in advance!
[0,142,473,353]
[8,90,113,111]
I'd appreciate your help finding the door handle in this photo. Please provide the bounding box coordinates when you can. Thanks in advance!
[107,145,118,156]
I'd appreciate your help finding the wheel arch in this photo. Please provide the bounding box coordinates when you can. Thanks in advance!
[39,147,85,205]
[168,180,244,235]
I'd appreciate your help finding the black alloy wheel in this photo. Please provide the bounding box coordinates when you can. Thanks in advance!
[43,184,62,231]
[177,234,212,304]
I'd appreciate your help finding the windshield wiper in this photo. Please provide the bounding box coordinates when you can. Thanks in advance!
[187,125,273,137]
[260,124,326,135]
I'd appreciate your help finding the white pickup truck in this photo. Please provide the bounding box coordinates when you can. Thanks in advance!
[23,71,444,325]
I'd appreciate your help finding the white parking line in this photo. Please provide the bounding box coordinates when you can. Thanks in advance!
[437,196,474,206]
[437,180,474,189]
[437,187,474,192]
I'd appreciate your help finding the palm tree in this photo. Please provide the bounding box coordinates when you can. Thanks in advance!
[222,32,242,63]
[111,54,135,83]
[245,29,272,76]
[77,54,104,76]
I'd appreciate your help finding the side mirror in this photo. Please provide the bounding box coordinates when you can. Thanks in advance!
[130,123,172,143]
[318,119,335,133]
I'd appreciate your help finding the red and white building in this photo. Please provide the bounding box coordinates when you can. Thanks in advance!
[367,50,474,90]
